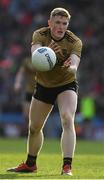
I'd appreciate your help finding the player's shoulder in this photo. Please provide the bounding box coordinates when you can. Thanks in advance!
[65,30,82,44]
[34,27,50,36]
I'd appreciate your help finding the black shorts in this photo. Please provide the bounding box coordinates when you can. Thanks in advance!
[33,81,78,105]
[25,92,33,102]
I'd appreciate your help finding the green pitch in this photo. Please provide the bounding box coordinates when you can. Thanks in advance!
[0,138,104,179]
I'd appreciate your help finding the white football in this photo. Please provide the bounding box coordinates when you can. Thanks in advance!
[32,47,56,71]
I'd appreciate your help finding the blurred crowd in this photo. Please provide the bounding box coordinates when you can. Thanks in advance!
[0,0,104,138]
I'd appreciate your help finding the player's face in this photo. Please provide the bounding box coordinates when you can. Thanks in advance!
[48,15,69,40]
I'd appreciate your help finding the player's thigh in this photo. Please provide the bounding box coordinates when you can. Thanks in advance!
[29,97,53,128]
[57,90,78,119]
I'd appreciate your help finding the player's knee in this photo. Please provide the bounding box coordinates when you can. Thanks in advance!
[29,125,41,135]
[61,111,74,129]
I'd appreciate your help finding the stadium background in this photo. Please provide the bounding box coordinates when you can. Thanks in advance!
[0,0,104,140]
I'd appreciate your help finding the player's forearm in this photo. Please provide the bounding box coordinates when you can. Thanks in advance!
[70,54,80,71]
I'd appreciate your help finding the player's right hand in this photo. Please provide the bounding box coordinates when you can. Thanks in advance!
[48,40,61,54]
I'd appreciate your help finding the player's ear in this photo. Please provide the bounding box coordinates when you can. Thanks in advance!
[48,20,51,27]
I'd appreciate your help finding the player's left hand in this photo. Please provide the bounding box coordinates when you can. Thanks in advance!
[62,57,71,67]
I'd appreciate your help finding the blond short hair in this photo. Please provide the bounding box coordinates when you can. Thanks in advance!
[50,7,71,20]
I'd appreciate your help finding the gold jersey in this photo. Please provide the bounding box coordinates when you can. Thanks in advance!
[23,57,36,92]
[31,27,82,87]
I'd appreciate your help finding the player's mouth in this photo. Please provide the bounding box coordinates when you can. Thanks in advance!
[57,31,63,35]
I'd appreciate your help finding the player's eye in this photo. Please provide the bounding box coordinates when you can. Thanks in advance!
[55,21,68,26]
[63,22,67,26]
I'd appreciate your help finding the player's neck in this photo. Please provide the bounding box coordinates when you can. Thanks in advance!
[50,31,65,42]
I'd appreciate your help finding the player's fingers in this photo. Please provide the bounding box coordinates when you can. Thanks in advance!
[62,58,71,67]
[50,43,59,49]
[48,40,56,47]
[48,41,61,53]
[49,40,60,48]
[49,44,61,53]
[53,46,61,53]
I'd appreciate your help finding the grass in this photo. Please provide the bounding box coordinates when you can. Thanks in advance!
[0,137,104,179]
